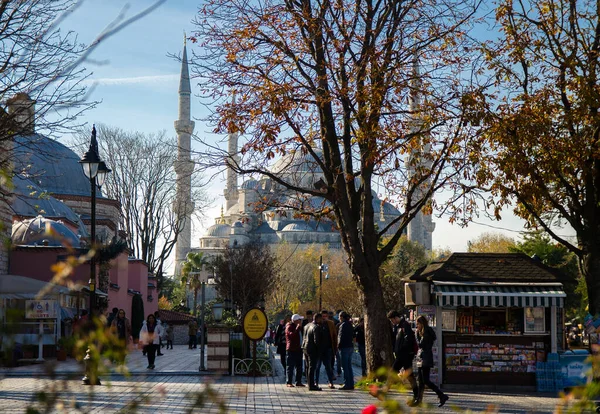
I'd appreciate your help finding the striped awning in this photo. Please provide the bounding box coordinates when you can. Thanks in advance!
[434,285,566,308]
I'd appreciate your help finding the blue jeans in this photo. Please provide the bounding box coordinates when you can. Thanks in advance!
[340,347,354,389]
[358,343,367,375]
[316,347,335,385]
[286,350,303,385]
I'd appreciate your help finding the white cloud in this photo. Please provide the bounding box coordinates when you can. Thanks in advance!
[83,74,178,86]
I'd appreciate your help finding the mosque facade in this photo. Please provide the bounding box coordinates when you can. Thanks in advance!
[172,47,435,261]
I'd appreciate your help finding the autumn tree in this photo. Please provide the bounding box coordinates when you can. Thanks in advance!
[213,242,277,318]
[512,231,581,315]
[380,236,430,312]
[467,232,516,253]
[72,124,208,289]
[191,0,481,370]
[466,0,600,315]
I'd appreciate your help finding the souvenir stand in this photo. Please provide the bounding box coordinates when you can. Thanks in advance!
[405,253,567,388]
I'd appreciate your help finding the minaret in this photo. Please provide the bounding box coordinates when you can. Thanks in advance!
[174,35,195,276]
[224,95,239,212]
[406,57,435,250]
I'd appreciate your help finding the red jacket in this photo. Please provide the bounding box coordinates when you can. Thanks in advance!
[285,322,302,352]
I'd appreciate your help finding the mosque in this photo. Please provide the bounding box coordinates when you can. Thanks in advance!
[172,45,435,268]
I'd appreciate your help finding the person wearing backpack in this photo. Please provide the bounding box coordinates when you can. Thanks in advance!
[387,310,419,406]
[415,315,449,408]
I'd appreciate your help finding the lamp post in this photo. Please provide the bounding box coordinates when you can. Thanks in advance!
[79,125,110,386]
[318,256,329,311]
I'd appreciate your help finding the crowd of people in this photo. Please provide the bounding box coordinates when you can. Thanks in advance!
[272,308,449,407]
[273,309,366,391]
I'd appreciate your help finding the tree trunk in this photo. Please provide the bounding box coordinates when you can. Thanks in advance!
[582,248,600,316]
[359,267,393,373]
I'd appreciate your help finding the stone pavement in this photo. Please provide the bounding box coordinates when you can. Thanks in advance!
[0,345,567,413]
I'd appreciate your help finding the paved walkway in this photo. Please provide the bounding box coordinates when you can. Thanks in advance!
[0,345,568,413]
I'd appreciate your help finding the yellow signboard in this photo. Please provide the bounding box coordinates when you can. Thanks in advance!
[243,308,268,341]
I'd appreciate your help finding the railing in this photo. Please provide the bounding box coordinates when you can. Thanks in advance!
[231,338,275,377]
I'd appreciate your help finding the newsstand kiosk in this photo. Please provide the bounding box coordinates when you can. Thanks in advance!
[405,253,568,389]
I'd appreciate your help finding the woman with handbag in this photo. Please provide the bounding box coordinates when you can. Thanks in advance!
[139,314,161,369]
[415,315,449,407]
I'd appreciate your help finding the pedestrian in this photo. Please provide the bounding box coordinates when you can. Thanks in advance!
[302,312,322,391]
[334,310,343,376]
[302,310,314,378]
[415,315,449,407]
[354,317,367,376]
[188,319,198,349]
[337,311,355,390]
[139,313,162,370]
[316,309,337,389]
[106,307,119,327]
[285,313,305,388]
[154,311,164,356]
[110,309,132,364]
[275,316,290,376]
[387,310,419,406]
[165,323,174,350]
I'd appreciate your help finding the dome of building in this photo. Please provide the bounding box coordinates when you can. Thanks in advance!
[13,134,105,198]
[12,215,81,247]
[270,149,323,187]
[281,222,316,232]
[11,175,88,236]
[204,223,231,237]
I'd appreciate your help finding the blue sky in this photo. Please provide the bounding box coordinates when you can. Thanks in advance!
[56,0,549,255]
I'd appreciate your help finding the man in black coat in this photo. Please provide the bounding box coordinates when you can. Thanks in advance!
[387,310,419,405]
[302,313,322,391]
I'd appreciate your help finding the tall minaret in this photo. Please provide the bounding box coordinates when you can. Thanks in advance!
[174,35,195,276]
[406,57,435,251]
[223,95,239,212]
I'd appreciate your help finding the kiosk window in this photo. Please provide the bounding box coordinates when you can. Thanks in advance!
[524,307,545,333]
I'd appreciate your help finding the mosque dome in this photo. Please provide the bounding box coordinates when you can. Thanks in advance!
[13,134,105,198]
[11,175,88,236]
[12,215,81,247]
[204,223,231,237]
[281,222,316,232]
[270,149,323,187]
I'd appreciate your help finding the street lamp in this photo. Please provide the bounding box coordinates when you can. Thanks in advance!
[78,125,110,386]
[318,255,329,310]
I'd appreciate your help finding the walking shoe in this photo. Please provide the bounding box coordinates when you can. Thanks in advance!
[328,383,336,389]
[309,386,322,391]
[295,383,306,387]
[286,383,294,388]
[157,353,164,356]
[406,399,418,407]
[339,386,354,391]
[438,394,449,407]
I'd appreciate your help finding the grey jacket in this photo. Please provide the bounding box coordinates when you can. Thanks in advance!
[302,321,321,355]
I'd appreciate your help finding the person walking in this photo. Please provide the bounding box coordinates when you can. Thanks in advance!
[165,323,174,350]
[275,316,290,376]
[316,310,337,389]
[388,310,419,406]
[354,317,367,376]
[110,309,132,364]
[302,313,323,391]
[188,319,198,349]
[106,307,119,327]
[285,314,305,388]
[154,311,164,356]
[337,311,355,390]
[139,314,162,370]
[302,310,314,379]
[415,315,449,407]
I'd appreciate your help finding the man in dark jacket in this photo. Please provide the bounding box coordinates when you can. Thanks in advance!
[337,311,355,390]
[388,310,419,405]
[302,313,322,391]
[285,314,305,387]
